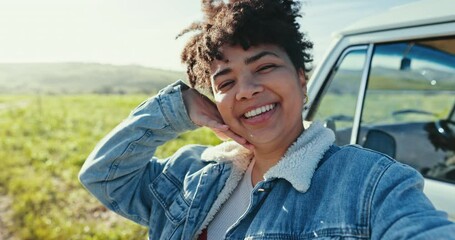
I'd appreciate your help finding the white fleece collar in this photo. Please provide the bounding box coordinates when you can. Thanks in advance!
[196,121,335,237]
[264,121,335,192]
[201,121,335,192]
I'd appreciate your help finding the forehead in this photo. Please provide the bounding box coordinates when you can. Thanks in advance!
[209,44,285,73]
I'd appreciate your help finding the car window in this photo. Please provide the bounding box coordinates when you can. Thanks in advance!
[360,37,455,183]
[312,47,367,146]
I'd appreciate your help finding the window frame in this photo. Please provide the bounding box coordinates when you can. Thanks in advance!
[351,43,374,144]
[308,44,371,144]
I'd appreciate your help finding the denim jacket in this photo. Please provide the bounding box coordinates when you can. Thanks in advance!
[79,81,455,240]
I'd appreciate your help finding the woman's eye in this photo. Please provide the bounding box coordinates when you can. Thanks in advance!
[217,80,234,91]
[257,64,276,73]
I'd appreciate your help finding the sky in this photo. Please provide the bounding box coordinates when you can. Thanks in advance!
[0,0,419,71]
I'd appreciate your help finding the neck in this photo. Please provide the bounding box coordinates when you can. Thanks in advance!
[250,155,275,186]
[250,126,304,185]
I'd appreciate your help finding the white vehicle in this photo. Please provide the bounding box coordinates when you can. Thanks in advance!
[304,0,455,220]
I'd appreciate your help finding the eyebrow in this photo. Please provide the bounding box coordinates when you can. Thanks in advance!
[212,68,232,82]
[244,51,279,65]
[212,51,279,81]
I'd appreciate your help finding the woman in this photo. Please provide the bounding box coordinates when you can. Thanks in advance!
[79,0,455,239]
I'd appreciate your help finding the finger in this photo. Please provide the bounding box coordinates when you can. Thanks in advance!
[212,129,231,141]
[212,127,239,142]
[243,142,255,151]
[205,118,229,131]
[212,128,230,141]
[216,129,254,150]
[217,129,247,145]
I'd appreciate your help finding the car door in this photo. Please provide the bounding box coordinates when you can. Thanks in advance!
[308,36,455,220]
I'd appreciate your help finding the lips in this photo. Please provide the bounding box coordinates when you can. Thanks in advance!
[243,103,276,119]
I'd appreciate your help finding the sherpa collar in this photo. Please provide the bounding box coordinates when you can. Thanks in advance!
[196,121,335,238]
[264,121,335,192]
[201,121,335,193]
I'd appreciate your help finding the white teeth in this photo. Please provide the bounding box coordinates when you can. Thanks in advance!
[244,104,275,118]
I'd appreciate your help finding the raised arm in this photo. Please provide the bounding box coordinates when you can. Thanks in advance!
[78,80,198,225]
[371,162,455,239]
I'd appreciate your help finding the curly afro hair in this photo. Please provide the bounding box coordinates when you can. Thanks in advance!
[178,0,313,94]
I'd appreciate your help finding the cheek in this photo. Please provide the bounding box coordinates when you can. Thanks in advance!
[214,95,230,120]
[214,93,223,103]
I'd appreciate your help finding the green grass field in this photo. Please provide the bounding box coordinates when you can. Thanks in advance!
[0,94,221,239]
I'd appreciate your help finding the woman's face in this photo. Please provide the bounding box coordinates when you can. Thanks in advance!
[210,44,307,148]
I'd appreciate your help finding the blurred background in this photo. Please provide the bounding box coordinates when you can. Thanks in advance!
[0,0,419,239]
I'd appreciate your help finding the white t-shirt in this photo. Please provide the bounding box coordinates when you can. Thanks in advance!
[207,159,255,239]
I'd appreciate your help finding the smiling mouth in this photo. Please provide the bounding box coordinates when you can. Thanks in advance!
[243,103,276,119]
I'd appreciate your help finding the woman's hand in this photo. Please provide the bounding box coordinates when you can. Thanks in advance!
[182,88,254,150]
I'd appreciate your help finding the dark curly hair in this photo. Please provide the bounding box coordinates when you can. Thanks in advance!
[178,0,313,94]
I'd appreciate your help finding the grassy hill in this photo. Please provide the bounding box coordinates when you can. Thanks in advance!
[0,63,186,94]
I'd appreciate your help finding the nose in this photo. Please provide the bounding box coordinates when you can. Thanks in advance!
[235,74,264,101]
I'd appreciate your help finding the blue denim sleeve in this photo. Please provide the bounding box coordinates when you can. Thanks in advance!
[78,80,198,226]
[371,162,455,239]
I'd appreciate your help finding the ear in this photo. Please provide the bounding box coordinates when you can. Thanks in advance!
[297,68,307,93]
